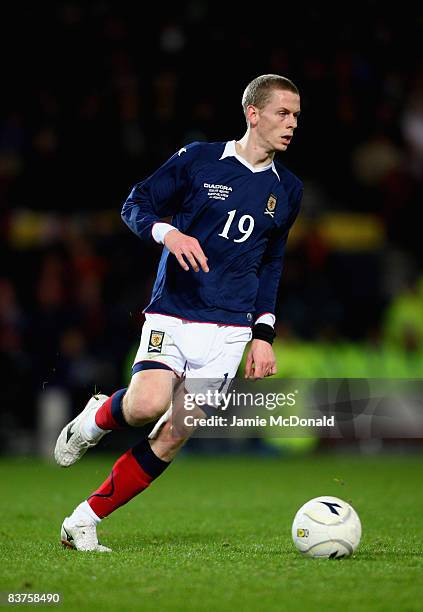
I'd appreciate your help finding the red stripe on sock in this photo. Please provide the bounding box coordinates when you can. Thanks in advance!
[87,449,154,518]
[94,394,121,430]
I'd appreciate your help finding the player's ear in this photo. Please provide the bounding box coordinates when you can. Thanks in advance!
[246,104,259,127]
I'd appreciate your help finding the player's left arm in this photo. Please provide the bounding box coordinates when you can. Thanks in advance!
[245,186,303,379]
[245,338,277,379]
[244,231,287,379]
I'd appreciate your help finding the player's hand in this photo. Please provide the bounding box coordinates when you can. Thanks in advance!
[244,339,277,379]
[164,229,209,273]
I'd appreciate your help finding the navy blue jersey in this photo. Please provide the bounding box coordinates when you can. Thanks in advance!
[122,141,303,326]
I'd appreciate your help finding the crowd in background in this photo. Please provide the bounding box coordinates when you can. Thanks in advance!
[1,3,422,442]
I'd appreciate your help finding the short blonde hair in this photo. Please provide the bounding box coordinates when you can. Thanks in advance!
[242,74,299,116]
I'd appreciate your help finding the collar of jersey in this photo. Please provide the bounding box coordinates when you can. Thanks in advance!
[219,140,280,181]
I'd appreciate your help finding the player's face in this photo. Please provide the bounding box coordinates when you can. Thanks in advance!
[255,89,301,153]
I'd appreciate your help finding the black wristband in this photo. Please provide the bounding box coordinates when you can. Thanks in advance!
[252,323,276,345]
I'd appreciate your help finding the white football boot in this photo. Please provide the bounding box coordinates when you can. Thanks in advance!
[60,518,112,552]
[54,394,110,467]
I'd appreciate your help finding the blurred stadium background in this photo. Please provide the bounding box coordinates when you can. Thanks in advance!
[1,3,423,457]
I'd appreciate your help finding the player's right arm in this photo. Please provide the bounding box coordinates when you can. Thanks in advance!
[121,143,208,273]
[163,230,208,273]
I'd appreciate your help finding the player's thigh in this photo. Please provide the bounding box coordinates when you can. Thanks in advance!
[124,369,176,421]
[185,326,251,399]
[219,326,252,377]
[187,325,251,380]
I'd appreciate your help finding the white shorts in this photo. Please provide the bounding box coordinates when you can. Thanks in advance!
[132,313,252,380]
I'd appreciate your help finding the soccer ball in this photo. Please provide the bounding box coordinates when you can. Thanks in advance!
[291,495,361,559]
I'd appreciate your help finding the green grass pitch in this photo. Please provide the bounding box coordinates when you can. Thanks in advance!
[1,453,423,611]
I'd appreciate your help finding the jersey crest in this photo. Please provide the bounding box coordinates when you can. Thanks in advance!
[265,194,277,217]
[148,330,164,353]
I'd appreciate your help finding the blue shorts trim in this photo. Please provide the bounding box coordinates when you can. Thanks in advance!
[132,360,173,376]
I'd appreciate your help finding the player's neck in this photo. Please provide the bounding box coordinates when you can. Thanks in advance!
[235,136,274,169]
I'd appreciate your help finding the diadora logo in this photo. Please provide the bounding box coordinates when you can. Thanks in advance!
[204,183,233,201]
[204,183,232,191]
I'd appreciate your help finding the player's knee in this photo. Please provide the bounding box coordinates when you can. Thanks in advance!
[123,392,168,425]
[150,427,188,462]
